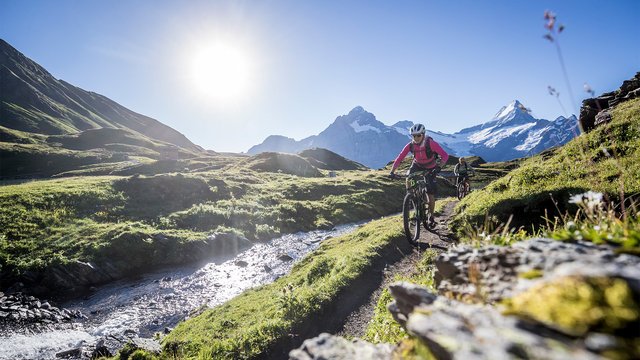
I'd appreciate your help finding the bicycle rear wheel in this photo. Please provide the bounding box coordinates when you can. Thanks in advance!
[403,193,421,245]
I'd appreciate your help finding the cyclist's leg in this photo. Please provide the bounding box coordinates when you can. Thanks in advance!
[426,171,437,224]
[406,161,423,189]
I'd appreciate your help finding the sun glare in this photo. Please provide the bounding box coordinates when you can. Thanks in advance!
[189,42,252,103]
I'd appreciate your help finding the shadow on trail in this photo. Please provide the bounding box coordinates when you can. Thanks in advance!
[413,200,459,251]
[416,242,449,251]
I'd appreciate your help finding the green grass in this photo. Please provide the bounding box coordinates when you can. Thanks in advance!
[161,215,405,359]
[451,97,640,253]
[0,168,407,292]
[363,249,438,344]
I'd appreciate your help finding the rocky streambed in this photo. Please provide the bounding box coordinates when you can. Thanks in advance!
[0,223,362,360]
[291,238,640,359]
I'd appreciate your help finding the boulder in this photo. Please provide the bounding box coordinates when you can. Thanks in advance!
[289,333,394,360]
[387,282,601,360]
[579,72,640,132]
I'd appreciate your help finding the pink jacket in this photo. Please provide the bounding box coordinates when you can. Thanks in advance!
[391,137,449,172]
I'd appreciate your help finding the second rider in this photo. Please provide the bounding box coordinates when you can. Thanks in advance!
[389,123,449,227]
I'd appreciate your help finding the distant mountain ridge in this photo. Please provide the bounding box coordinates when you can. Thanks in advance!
[248,101,579,167]
[0,39,201,152]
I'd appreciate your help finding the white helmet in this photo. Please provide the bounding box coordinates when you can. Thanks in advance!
[410,123,426,135]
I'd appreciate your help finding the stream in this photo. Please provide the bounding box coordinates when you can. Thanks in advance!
[0,223,362,359]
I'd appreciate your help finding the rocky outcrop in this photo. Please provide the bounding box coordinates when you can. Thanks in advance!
[289,238,640,359]
[579,72,640,132]
[434,237,638,303]
[393,239,640,359]
[387,282,602,360]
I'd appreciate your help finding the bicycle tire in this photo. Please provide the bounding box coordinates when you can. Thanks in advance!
[421,202,430,230]
[403,193,421,245]
[457,182,465,200]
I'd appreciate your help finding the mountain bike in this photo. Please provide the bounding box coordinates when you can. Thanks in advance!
[391,167,440,245]
[456,174,473,200]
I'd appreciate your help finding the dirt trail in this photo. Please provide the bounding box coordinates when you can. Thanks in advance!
[337,200,458,338]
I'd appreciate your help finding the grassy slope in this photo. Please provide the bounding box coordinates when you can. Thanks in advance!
[162,216,406,359]
[451,98,640,241]
[0,168,406,292]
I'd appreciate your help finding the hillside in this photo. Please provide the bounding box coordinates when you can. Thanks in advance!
[0,39,220,179]
[452,96,640,240]
[0,39,199,151]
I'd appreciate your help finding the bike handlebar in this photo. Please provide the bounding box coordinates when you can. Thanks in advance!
[389,166,441,179]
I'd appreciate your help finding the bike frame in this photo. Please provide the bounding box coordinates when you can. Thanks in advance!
[393,168,439,245]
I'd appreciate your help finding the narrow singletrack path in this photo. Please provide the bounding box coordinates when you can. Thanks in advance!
[337,200,458,338]
[416,200,458,250]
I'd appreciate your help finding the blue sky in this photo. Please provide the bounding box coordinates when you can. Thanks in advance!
[1,0,638,152]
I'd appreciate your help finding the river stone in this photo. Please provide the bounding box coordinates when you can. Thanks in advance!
[289,333,394,360]
[278,253,294,261]
[235,260,249,267]
[0,292,83,330]
[55,347,82,358]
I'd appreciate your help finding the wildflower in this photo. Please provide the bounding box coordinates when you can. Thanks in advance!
[544,10,556,30]
[569,191,604,214]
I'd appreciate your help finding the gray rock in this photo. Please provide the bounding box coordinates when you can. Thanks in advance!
[278,253,294,261]
[55,347,82,358]
[388,282,601,360]
[432,238,640,304]
[584,333,620,353]
[289,333,394,360]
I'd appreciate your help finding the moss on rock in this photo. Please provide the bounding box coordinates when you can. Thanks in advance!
[504,275,639,337]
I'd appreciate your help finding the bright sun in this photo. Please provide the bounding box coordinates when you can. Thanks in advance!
[189,42,252,102]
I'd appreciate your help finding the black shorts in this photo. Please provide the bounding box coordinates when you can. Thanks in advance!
[408,162,437,195]
[456,174,468,185]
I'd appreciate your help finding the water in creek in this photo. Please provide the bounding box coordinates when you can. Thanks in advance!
[0,223,362,359]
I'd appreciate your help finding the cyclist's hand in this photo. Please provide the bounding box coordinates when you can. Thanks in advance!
[433,166,442,174]
[389,171,396,179]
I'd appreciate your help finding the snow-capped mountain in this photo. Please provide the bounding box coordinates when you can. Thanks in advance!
[247,101,579,168]
[437,100,579,161]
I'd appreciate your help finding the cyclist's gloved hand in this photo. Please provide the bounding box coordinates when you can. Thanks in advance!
[433,166,442,173]
[389,171,396,179]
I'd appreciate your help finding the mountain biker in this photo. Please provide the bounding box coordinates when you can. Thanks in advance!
[454,157,474,195]
[389,123,449,228]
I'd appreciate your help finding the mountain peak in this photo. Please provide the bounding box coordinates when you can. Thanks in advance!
[493,100,527,119]
[348,106,366,115]
[487,100,535,128]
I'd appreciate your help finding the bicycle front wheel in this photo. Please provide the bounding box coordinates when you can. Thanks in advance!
[457,182,465,200]
[403,193,421,245]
